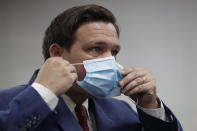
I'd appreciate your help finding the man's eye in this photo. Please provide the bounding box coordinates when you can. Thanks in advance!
[91,47,102,52]
[111,50,119,56]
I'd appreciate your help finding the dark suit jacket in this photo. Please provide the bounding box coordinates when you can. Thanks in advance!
[0,70,183,131]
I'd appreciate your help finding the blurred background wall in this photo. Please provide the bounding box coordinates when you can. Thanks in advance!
[0,0,196,130]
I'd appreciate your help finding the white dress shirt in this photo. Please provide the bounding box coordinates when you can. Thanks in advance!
[32,82,169,131]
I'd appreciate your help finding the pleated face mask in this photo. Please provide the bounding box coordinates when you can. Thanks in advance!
[74,56,123,98]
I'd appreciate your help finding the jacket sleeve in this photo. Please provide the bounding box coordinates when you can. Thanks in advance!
[137,104,183,131]
[0,86,52,131]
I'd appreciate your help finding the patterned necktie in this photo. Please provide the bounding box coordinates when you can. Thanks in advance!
[75,104,90,131]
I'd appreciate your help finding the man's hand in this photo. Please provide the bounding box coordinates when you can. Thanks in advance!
[119,67,159,109]
[35,57,78,96]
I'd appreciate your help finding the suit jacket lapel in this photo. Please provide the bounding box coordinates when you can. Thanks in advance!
[90,98,114,131]
[28,70,113,131]
[52,97,83,131]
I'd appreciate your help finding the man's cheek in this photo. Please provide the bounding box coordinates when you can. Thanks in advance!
[75,65,86,81]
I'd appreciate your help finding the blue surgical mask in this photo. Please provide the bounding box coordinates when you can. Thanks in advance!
[74,56,123,98]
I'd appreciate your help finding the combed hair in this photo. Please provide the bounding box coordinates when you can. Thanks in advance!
[42,4,119,60]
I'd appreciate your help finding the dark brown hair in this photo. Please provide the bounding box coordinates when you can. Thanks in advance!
[42,4,119,60]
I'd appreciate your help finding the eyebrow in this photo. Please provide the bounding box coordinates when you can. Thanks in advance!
[88,41,121,50]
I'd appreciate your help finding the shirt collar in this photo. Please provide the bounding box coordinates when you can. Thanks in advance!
[61,94,90,119]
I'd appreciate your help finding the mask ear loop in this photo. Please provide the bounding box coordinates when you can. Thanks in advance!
[71,63,83,66]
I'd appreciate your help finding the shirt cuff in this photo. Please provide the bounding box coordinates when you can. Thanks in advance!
[137,100,169,122]
[32,82,58,110]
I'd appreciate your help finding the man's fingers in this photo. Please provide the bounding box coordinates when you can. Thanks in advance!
[119,69,148,87]
[69,65,77,73]
[124,81,154,96]
[120,67,134,76]
[121,76,147,93]
[71,72,78,81]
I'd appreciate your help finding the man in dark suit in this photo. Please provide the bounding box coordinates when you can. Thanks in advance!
[0,4,183,131]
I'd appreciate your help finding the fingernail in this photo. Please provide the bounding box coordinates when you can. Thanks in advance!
[119,81,124,87]
[121,70,125,74]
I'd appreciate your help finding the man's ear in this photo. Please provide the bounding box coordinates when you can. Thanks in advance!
[49,43,65,57]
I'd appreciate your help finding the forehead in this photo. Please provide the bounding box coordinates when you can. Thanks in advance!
[75,22,119,42]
